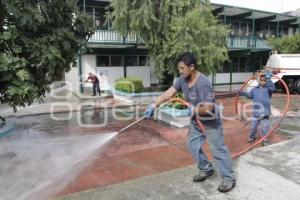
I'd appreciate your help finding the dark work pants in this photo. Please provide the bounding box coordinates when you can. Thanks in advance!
[93,83,101,96]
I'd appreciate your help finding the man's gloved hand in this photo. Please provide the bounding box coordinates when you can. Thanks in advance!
[265,70,273,80]
[187,105,195,117]
[238,90,246,96]
[144,104,155,119]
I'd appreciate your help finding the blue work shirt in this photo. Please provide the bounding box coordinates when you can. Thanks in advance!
[172,74,221,127]
[244,80,275,117]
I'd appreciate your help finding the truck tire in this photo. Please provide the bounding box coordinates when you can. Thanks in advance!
[294,79,300,94]
[275,81,282,90]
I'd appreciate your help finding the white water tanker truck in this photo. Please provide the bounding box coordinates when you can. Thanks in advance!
[265,54,300,94]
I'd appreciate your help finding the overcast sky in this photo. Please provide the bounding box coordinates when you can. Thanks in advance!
[210,0,300,13]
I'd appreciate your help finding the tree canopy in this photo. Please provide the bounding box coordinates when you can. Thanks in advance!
[0,0,94,114]
[268,33,300,54]
[108,0,229,78]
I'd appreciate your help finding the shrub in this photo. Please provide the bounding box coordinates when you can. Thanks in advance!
[169,102,187,109]
[166,92,187,109]
[114,77,144,93]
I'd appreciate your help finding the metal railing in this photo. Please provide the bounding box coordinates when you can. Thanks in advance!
[226,35,271,49]
[89,30,271,49]
[88,30,144,45]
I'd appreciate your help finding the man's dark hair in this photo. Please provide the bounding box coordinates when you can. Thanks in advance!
[260,74,266,80]
[176,52,197,68]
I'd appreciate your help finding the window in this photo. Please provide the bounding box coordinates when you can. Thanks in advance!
[246,57,252,72]
[219,61,231,73]
[283,27,288,36]
[111,55,123,66]
[251,57,262,72]
[85,7,94,17]
[97,56,109,66]
[96,55,150,67]
[225,19,232,26]
[239,57,246,72]
[240,22,248,36]
[139,56,148,66]
[262,24,270,38]
[262,56,269,67]
[126,56,138,66]
[79,6,110,30]
[218,18,224,25]
[231,21,240,36]
[95,7,108,30]
[231,57,239,72]
[270,25,276,37]
[278,26,289,37]
[222,61,231,73]
[248,23,253,35]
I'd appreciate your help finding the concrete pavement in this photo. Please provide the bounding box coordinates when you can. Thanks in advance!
[54,136,300,200]
[1,85,299,200]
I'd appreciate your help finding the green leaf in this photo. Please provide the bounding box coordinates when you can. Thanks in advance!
[12,46,23,54]
[0,31,12,40]
[16,69,30,81]
[1,0,94,112]
[109,0,229,78]
[0,53,9,66]
[268,33,300,53]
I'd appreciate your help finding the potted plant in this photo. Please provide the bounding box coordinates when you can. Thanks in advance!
[157,93,190,127]
[113,77,163,104]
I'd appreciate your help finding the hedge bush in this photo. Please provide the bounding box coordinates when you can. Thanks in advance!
[165,93,187,109]
[114,77,144,93]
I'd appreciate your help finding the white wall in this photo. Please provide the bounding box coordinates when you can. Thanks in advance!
[208,73,253,84]
[82,55,96,76]
[232,72,253,83]
[66,54,255,94]
[127,66,151,87]
[65,63,79,93]
[66,55,154,92]
[67,55,256,93]
[81,55,97,90]
[96,67,124,90]
[96,66,151,90]
[149,57,159,84]
[64,55,97,94]
[215,73,231,84]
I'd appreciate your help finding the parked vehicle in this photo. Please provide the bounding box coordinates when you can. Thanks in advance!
[266,54,300,94]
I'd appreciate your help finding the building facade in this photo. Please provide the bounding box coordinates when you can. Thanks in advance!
[66,0,300,93]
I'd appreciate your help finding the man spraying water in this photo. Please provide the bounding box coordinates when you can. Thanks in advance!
[85,72,101,96]
[144,52,235,193]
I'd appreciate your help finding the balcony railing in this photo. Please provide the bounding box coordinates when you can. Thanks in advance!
[89,30,271,49]
[88,30,143,45]
[227,35,271,49]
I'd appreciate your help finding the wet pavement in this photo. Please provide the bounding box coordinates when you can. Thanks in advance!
[54,95,292,197]
[54,138,300,200]
[0,94,299,200]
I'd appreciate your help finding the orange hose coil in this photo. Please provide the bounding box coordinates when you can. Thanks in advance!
[167,74,290,159]
[232,74,290,158]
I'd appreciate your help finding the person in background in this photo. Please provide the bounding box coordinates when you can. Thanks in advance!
[85,72,101,96]
[241,71,275,146]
